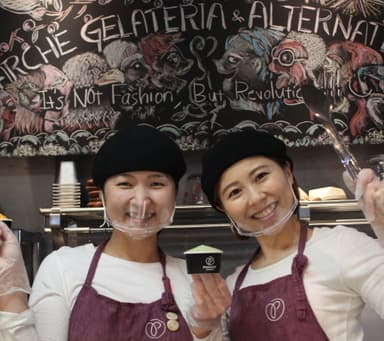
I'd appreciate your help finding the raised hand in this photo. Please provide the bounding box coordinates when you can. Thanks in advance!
[343,168,384,244]
[188,273,231,332]
[0,221,31,296]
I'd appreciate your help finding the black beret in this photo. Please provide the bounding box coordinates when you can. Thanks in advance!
[92,126,186,188]
[201,129,293,208]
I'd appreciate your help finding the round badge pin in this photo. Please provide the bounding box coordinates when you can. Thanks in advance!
[166,319,179,332]
[166,312,178,320]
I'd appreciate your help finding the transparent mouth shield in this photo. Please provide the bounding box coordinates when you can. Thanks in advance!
[228,184,299,238]
[100,195,175,239]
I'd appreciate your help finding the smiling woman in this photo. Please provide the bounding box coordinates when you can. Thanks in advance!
[0,125,231,341]
[200,128,384,341]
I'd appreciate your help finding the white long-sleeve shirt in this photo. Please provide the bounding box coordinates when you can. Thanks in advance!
[222,225,384,340]
[0,244,221,341]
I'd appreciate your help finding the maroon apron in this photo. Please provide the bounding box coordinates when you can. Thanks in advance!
[68,241,193,341]
[229,224,329,340]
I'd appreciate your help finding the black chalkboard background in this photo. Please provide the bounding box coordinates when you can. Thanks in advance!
[0,0,383,156]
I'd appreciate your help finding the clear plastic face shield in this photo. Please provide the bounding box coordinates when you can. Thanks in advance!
[99,173,176,240]
[225,173,299,238]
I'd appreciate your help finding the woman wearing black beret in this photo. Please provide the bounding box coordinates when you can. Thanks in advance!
[0,125,231,341]
[201,128,384,340]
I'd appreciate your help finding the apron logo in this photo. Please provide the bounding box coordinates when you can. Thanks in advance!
[145,318,166,339]
[265,298,285,322]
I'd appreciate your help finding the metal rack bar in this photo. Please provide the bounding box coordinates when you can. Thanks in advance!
[44,223,233,234]
[308,219,369,226]
[40,200,368,248]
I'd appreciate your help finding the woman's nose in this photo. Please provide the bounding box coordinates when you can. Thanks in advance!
[130,187,151,216]
[246,185,266,205]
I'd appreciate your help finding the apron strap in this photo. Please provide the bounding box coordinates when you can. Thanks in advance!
[233,246,259,292]
[84,240,108,287]
[297,223,308,257]
[292,223,309,320]
[159,248,178,311]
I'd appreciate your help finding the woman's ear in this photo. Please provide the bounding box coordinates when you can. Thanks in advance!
[284,162,294,185]
[212,197,225,213]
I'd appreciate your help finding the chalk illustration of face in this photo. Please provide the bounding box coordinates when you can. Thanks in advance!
[139,33,193,92]
[215,29,284,93]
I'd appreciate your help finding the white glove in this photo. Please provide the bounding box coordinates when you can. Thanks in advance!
[187,273,231,331]
[343,169,384,244]
[0,221,31,296]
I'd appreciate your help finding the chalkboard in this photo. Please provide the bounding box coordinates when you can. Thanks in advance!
[0,0,383,156]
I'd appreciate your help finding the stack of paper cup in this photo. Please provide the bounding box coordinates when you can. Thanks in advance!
[52,161,81,208]
[58,161,78,184]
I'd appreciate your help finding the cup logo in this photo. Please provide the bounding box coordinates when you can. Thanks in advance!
[265,298,285,322]
[145,318,166,339]
[205,256,215,266]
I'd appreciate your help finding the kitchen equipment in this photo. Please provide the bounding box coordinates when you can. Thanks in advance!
[301,84,361,181]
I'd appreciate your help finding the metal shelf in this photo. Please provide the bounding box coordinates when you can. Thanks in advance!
[40,200,363,217]
[299,200,361,212]
[40,200,367,233]
[40,200,368,249]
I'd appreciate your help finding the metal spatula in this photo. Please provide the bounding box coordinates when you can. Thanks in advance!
[301,84,361,181]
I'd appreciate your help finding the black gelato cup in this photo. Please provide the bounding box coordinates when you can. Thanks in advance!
[184,244,223,274]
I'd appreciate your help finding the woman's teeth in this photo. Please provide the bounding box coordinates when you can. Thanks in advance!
[251,203,276,219]
[129,213,154,220]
